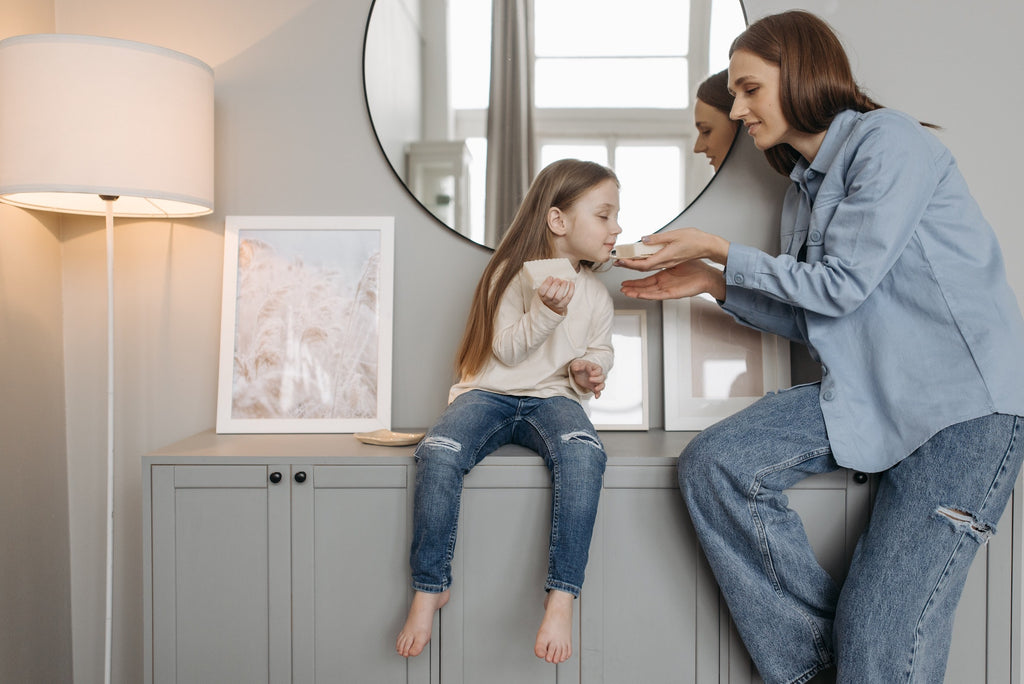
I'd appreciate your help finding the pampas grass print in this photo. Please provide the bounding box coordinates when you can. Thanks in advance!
[231,237,379,419]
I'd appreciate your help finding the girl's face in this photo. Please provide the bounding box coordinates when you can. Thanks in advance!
[692,98,739,171]
[551,178,622,267]
[727,49,790,151]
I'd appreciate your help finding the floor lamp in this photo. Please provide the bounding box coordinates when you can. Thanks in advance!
[0,34,214,684]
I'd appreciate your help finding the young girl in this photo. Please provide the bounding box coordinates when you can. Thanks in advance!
[618,10,1024,683]
[396,159,622,664]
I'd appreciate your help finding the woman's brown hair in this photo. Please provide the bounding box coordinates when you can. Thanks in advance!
[455,159,618,380]
[730,10,886,175]
[696,69,734,116]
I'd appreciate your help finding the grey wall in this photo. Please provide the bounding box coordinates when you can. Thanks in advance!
[0,0,1017,682]
[0,3,73,683]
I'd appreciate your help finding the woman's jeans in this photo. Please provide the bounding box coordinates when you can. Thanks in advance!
[680,383,1023,684]
[410,390,606,597]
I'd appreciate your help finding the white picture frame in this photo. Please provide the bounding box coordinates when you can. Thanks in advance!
[216,216,394,433]
[589,309,650,431]
[663,296,790,431]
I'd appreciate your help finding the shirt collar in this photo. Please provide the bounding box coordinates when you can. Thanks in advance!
[790,109,861,184]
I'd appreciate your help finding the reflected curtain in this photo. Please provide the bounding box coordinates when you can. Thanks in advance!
[484,0,534,246]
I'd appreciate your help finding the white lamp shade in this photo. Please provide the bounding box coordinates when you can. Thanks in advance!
[0,34,214,217]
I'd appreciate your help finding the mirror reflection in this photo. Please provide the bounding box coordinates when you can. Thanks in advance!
[363,0,746,249]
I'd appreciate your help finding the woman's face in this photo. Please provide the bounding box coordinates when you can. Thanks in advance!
[728,49,790,151]
[692,99,738,171]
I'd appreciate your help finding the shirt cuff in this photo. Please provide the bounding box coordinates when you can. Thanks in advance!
[724,242,762,290]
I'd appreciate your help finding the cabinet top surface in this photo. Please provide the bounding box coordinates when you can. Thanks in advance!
[144,428,698,465]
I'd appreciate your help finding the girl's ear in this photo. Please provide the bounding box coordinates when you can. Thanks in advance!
[547,207,568,236]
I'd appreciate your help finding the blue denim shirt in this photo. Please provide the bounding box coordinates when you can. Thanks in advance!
[722,108,1024,472]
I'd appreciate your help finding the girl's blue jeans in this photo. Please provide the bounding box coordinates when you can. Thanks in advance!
[680,383,1023,684]
[410,390,606,597]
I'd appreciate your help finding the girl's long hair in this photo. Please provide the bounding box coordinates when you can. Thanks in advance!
[730,10,886,175]
[455,159,618,380]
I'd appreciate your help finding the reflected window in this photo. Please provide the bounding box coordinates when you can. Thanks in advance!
[450,0,491,110]
[449,0,733,243]
[534,0,689,109]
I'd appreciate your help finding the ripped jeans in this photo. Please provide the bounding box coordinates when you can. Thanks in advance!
[410,390,606,597]
[680,383,1023,684]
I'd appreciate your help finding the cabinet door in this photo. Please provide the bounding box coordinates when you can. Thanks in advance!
[582,463,721,684]
[149,465,291,684]
[291,464,428,684]
[440,462,575,684]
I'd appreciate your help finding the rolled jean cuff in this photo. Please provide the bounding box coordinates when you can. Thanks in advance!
[545,578,581,597]
[786,661,834,684]
[412,580,450,594]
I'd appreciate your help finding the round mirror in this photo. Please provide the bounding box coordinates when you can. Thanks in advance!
[363,0,746,249]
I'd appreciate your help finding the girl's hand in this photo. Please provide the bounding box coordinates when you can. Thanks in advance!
[570,359,606,398]
[615,227,730,271]
[620,260,727,301]
[538,276,575,315]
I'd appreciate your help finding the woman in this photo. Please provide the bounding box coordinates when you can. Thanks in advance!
[617,10,1024,684]
[692,69,739,171]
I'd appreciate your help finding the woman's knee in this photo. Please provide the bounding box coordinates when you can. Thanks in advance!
[677,426,731,501]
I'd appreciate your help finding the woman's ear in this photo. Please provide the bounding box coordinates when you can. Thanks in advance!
[547,207,568,236]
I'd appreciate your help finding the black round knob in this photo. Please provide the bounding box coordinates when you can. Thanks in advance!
[853,471,868,485]
[294,471,307,483]
[269,471,283,484]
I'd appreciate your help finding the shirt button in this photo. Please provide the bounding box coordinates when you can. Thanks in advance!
[733,274,745,285]
[810,231,821,242]
[806,170,816,179]
[822,389,835,401]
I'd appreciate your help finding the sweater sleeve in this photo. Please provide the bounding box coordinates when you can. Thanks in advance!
[491,271,566,366]
[567,284,615,396]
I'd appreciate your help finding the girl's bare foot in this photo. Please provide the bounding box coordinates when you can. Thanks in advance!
[534,589,574,663]
[396,589,449,657]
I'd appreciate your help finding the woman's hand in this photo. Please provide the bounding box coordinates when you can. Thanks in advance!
[537,276,575,315]
[615,227,730,272]
[569,359,606,398]
[620,260,727,301]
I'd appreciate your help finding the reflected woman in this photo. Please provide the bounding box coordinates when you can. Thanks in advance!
[692,69,739,171]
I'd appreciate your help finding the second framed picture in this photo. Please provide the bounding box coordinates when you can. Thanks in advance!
[589,309,650,431]
[663,295,790,431]
[216,216,394,434]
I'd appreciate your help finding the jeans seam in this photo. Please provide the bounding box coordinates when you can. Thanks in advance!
[907,415,1022,680]
[436,412,514,588]
[976,415,1021,520]
[788,660,833,684]
[748,446,834,665]
[525,411,564,587]
[907,532,968,682]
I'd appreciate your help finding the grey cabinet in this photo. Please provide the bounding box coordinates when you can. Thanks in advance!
[143,431,1021,684]
[143,450,429,684]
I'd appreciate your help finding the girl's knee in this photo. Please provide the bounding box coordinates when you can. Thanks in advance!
[415,434,472,474]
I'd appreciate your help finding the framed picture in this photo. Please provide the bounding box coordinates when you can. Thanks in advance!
[589,309,650,431]
[216,216,394,433]
[663,295,790,431]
